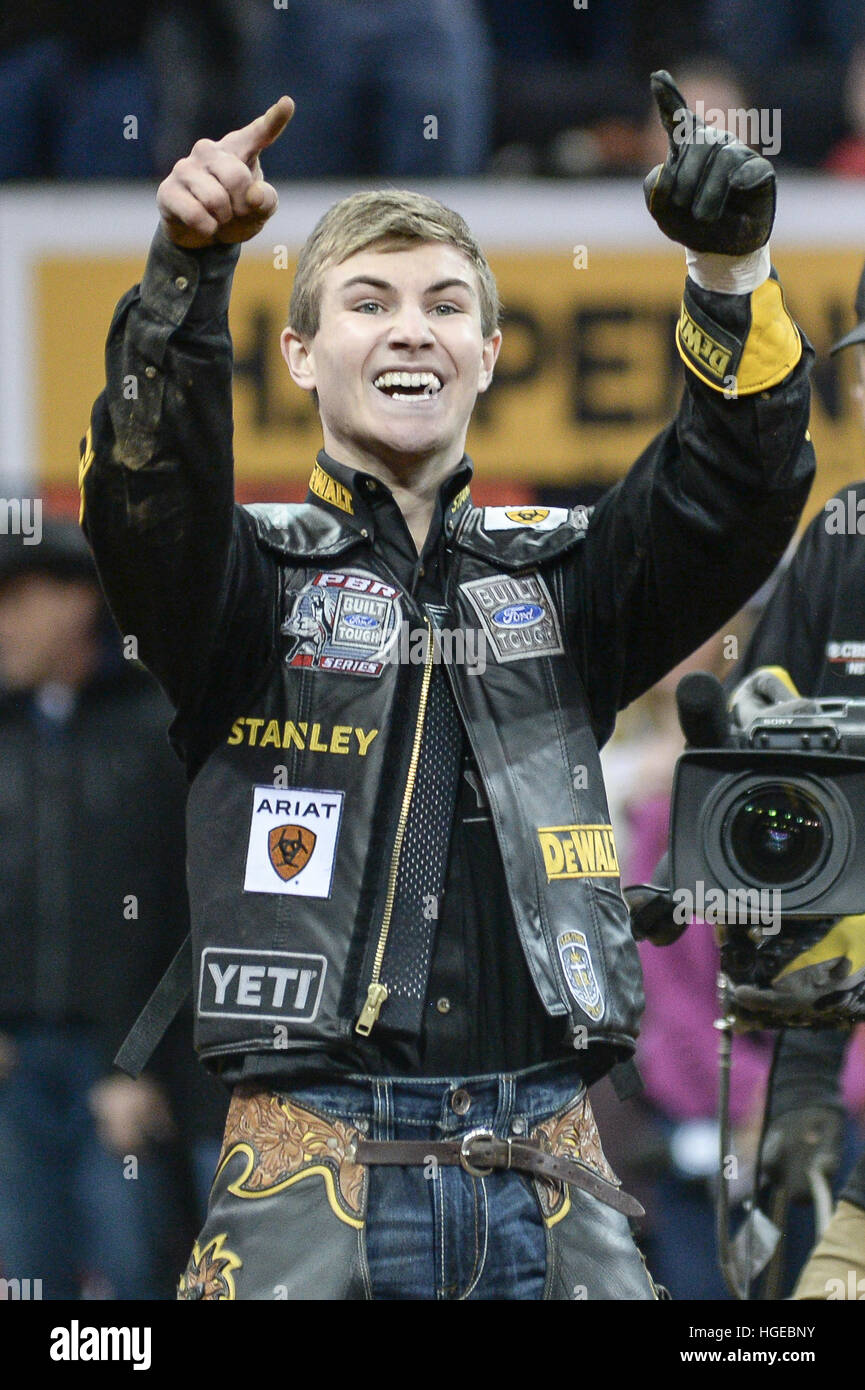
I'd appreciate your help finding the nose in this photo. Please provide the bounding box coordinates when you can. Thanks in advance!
[386,300,436,349]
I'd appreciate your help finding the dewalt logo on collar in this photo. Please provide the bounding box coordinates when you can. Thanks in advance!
[309,462,354,515]
[538,823,620,880]
[676,304,739,386]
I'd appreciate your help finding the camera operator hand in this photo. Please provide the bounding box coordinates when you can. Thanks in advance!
[643,70,775,255]
[762,1104,844,1202]
[157,96,295,248]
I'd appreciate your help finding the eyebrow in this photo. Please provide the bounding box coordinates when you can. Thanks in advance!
[339,275,476,296]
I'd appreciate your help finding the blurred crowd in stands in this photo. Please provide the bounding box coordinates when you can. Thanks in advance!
[2,0,865,182]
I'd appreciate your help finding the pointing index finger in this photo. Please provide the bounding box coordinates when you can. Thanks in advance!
[650,69,693,143]
[222,96,295,164]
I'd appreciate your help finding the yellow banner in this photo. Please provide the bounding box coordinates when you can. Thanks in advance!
[36,247,865,519]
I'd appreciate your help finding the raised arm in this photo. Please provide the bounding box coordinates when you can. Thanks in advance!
[80,100,294,770]
[566,73,815,744]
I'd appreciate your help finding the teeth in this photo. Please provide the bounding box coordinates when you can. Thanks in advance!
[373,370,442,393]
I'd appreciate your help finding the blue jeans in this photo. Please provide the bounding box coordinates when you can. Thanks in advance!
[0,1024,169,1299]
[184,1060,658,1300]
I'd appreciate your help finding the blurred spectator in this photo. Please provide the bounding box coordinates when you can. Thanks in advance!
[824,41,865,175]
[0,2,158,178]
[0,518,221,1298]
[234,0,493,178]
[0,3,248,181]
[707,0,865,77]
[640,58,751,171]
[485,0,648,175]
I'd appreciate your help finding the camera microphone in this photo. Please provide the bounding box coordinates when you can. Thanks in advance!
[676,671,730,748]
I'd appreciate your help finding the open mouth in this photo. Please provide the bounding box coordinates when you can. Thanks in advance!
[373,370,443,401]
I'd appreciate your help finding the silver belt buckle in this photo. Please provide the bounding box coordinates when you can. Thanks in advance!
[459,1127,509,1177]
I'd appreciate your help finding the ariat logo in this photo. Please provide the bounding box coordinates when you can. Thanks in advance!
[538,823,620,880]
[505,507,550,525]
[227,718,378,755]
[245,786,343,897]
[268,825,316,881]
[677,306,732,380]
[308,462,354,515]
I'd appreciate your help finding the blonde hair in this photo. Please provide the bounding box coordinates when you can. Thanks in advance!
[289,189,501,339]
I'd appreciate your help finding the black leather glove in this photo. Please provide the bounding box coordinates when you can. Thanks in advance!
[643,70,776,255]
[762,1105,845,1202]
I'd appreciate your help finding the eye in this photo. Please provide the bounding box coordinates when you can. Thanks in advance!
[432,303,459,315]
[355,300,383,313]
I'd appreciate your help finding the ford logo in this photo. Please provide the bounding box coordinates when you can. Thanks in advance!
[344,613,379,629]
[492,603,544,628]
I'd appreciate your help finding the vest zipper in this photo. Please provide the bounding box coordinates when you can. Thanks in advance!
[356,617,435,1036]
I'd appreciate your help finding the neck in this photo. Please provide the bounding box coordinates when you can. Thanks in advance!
[322,435,465,554]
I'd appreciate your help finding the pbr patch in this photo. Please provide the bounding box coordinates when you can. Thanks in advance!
[461,572,563,664]
[198,947,327,1023]
[244,785,343,896]
[281,569,402,678]
[557,930,605,1021]
[483,506,569,531]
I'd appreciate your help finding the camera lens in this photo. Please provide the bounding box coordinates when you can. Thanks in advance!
[723,783,829,887]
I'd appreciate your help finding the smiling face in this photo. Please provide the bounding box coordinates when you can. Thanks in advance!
[281,240,502,475]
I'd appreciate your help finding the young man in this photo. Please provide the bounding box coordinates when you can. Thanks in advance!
[81,77,815,1299]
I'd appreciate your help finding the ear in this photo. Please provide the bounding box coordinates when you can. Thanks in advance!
[477,329,503,394]
[281,325,317,392]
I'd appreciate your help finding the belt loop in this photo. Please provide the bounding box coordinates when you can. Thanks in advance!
[494,1073,514,1136]
[372,1078,387,1142]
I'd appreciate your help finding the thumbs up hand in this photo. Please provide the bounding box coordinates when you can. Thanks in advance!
[643,71,775,256]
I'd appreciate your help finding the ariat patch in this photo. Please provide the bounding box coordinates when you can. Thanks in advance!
[198,948,327,1023]
[557,930,605,1021]
[281,570,402,678]
[482,506,569,530]
[244,785,343,896]
[461,572,563,663]
[538,823,620,879]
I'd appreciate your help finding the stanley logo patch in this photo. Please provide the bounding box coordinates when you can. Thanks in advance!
[268,824,316,881]
[557,930,605,1021]
[677,305,735,383]
[538,823,620,880]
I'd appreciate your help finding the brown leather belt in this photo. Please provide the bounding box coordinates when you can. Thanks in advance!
[355,1128,645,1219]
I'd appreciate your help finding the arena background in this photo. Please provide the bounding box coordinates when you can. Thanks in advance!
[1,181,864,516]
